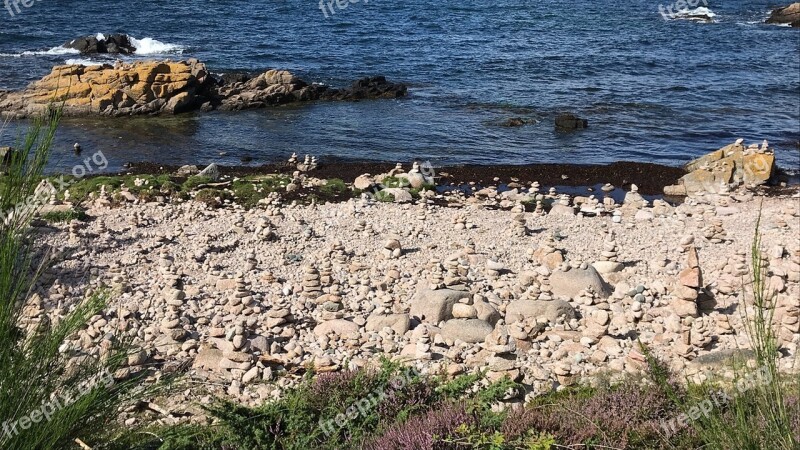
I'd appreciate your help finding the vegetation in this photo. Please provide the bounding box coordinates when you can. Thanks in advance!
[0,109,150,449]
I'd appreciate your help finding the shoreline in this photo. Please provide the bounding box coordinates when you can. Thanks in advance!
[106,160,798,197]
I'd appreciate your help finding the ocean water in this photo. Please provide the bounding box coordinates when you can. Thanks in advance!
[0,0,798,173]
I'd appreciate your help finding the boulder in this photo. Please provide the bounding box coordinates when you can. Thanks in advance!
[410,287,470,323]
[313,319,360,337]
[668,140,776,195]
[550,265,612,299]
[440,319,493,343]
[64,34,136,54]
[766,3,800,27]
[555,113,588,131]
[383,187,413,203]
[365,314,411,335]
[505,299,576,324]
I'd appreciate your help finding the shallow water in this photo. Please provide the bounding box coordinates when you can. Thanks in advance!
[0,0,798,172]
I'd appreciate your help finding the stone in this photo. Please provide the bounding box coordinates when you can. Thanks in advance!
[766,2,800,27]
[555,113,588,131]
[365,313,411,335]
[550,265,612,299]
[410,287,470,323]
[505,299,576,324]
[440,319,493,343]
[313,319,359,337]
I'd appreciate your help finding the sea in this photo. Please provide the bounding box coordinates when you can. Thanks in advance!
[0,0,798,173]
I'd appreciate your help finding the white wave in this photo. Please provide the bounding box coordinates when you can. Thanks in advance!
[65,58,104,66]
[1,46,81,57]
[670,7,717,22]
[96,33,106,41]
[128,36,184,55]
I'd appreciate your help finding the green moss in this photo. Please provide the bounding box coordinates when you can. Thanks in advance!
[182,175,213,191]
[193,188,229,208]
[320,178,347,196]
[375,190,395,203]
[39,208,87,223]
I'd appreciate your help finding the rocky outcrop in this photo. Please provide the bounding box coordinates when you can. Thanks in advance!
[663,139,776,196]
[555,113,588,131]
[0,60,408,119]
[0,60,213,118]
[766,3,800,27]
[64,34,136,54]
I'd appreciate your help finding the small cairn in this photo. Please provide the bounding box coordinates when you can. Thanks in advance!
[297,155,318,172]
[319,257,334,287]
[107,261,128,295]
[428,260,446,290]
[512,212,527,236]
[671,245,702,318]
[96,219,112,250]
[415,327,433,360]
[288,152,298,165]
[67,219,83,246]
[254,217,277,241]
[302,265,323,299]
[226,273,255,316]
[788,245,800,283]
[530,233,564,270]
[483,321,519,380]
[453,214,468,230]
[485,259,504,280]
[702,218,727,243]
[533,200,545,216]
[383,238,403,259]
[593,230,623,274]
[689,316,714,349]
[264,192,283,217]
[244,252,258,272]
[330,240,349,265]
[622,184,645,209]
[546,187,557,199]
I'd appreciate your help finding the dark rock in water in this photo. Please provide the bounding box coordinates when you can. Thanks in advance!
[766,2,800,27]
[64,34,136,55]
[501,117,528,127]
[219,72,252,86]
[555,113,588,131]
[240,156,253,163]
[320,76,408,101]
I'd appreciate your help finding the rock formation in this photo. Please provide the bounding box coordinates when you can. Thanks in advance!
[766,2,800,27]
[0,60,407,118]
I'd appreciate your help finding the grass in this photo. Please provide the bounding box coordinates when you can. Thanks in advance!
[39,208,88,223]
[0,107,156,449]
[642,208,799,450]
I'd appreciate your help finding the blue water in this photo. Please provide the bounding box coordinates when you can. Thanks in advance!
[0,0,798,172]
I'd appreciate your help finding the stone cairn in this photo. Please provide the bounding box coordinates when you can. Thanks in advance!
[301,265,323,299]
[428,259,445,290]
[254,217,277,241]
[453,214,468,230]
[96,219,112,250]
[444,258,469,287]
[672,245,702,319]
[483,320,519,380]
[330,240,349,265]
[415,327,433,360]
[702,218,727,243]
[530,234,564,270]
[67,219,83,246]
[244,252,258,272]
[107,261,128,295]
[264,192,283,217]
[383,238,402,259]
[533,200,545,216]
[512,212,527,237]
[226,273,256,316]
[593,230,623,274]
[485,259,504,280]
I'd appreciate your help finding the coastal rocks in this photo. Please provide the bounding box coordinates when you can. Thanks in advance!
[555,113,588,131]
[0,61,408,118]
[549,263,612,299]
[64,34,136,54]
[664,140,776,196]
[0,60,212,118]
[440,319,493,343]
[766,3,800,27]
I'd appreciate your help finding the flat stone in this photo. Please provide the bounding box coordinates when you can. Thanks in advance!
[440,319,493,343]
